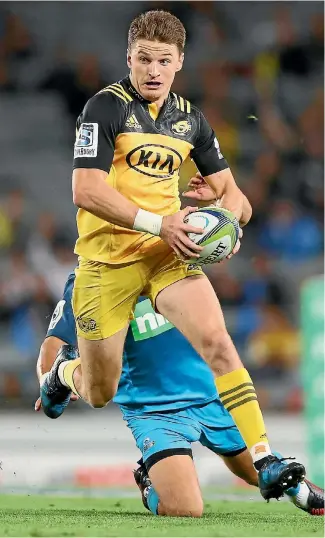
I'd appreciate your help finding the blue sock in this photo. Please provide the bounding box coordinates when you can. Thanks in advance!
[285,484,300,496]
[147,486,159,515]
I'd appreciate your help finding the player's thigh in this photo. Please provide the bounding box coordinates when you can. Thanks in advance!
[221,449,258,487]
[73,257,144,340]
[77,325,128,403]
[152,265,241,372]
[149,455,203,517]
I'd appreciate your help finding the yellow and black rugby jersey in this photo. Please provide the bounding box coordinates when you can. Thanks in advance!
[73,76,229,264]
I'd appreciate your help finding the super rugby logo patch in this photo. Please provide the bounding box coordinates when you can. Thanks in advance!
[74,123,98,158]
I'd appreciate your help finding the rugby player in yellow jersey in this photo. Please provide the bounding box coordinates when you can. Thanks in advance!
[41,10,306,500]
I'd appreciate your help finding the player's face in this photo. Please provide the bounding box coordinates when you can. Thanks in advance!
[127,40,184,104]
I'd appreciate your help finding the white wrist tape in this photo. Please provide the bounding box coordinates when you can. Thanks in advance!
[133,209,163,236]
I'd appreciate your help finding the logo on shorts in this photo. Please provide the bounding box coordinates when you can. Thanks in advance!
[76,316,97,333]
[143,437,155,453]
[187,263,201,271]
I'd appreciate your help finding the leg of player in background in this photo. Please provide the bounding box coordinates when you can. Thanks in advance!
[221,449,258,486]
[134,451,324,517]
[155,275,306,499]
[135,455,203,517]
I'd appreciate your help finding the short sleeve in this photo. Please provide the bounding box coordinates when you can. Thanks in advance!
[46,273,77,347]
[73,92,125,173]
[190,111,229,176]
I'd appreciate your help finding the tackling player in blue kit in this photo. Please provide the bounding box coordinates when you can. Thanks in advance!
[36,267,324,517]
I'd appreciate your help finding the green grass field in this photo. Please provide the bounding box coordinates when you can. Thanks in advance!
[0,495,323,537]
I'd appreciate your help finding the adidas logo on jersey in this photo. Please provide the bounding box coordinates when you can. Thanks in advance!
[126,114,142,130]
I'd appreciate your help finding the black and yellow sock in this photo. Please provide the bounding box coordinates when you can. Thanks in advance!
[216,368,272,464]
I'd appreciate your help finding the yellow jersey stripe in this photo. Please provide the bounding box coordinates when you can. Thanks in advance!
[179,96,185,112]
[112,83,133,102]
[185,99,191,113]
[104,88,128,103]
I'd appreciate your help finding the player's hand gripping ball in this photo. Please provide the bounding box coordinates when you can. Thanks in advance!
[183,207,240,264]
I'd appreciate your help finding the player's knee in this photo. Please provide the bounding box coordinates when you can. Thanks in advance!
[201,330,234,367]
[161,498,203,518]
[86,385,115,408]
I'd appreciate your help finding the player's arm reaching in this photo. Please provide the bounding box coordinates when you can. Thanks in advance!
[73,92,203,258]
[35,274,79,410]
[188,110,252,227]
[159,110,251,258]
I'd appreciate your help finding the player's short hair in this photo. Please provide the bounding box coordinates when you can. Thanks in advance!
[128,10,186,54]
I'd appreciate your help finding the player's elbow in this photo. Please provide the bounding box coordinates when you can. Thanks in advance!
[72,170,93,209]
[72,169,108,209]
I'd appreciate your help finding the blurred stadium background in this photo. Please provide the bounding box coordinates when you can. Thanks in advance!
[0,1,323,495]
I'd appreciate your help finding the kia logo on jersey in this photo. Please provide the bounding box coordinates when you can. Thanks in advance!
[126,144,183,179]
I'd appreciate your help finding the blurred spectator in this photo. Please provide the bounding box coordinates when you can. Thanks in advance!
[209,266,244,307]
[242,255,287,307]
[46,231,76,302]
[277,9,324,77]
[0,10,35,91]
[0,187,30,250]
[258,199,323,263]
[39,52,106,122]
[201,99,239,168]
[247,304,299,374]
[246,304,301,409]
[244,150,282,232]
[0,249,48,359]
[27,213,76,302]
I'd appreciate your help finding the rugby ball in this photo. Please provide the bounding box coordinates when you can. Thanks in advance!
[184,206,239,265]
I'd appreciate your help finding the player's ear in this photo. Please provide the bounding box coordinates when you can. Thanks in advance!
[176,52,184,72]
[127,49,132,69]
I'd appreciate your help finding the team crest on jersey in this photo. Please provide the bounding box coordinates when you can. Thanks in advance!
[76,316,97,333]
[143,437,155,453]
[126,114,142,130]
[172,120,191,136]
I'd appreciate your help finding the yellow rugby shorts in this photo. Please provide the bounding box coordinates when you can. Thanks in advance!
[73,245,204,340]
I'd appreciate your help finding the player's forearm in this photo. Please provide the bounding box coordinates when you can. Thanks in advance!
[204,169,251,226]
[37,336,65,382]
[241,195,252,227]
[73,169,139,229]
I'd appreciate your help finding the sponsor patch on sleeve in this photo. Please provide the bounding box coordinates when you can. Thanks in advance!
[74,123,98,158]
